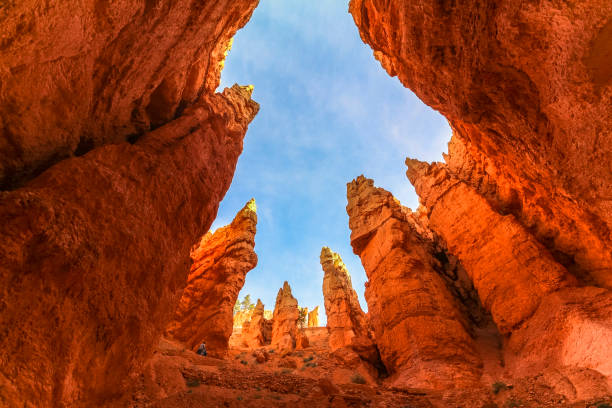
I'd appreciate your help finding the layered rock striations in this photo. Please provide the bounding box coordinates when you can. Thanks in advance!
[0,1,259,405]
[166,199,258,357]
[308,306,320,328]
[346,176,482,389]
[320,247,379,365]
[241,299,269,349]
[271,282,300,353]
[0,85,259,406]
[349,0,612,288]
[0,0,259,190]
[406,160,612,396]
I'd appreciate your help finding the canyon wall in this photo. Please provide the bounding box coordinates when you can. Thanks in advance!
[349,0,612,288]
[166,199,258,357]
[320,247,379,366]
[0,1,259,406]
[346,176,482,389]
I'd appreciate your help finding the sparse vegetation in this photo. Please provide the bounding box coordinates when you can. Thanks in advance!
[237,395,243,401]
[303,356,314,363]
[596,404,612,408]
[185,378,201,387]
[492,381,508,394]
[240,360,248,365]
[350,373,366,384]
[305,362,317,368]
[268,349,275,354]
[505,398,522,408]
[297,307,308,328]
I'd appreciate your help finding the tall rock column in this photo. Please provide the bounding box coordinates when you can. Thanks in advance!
[166,199,258,357]
[241,299,268,349]
[406,160,571,333]
[271,281,300,353]
[346,176,482,389]
[320,247,379,365]
[308,306,320,327]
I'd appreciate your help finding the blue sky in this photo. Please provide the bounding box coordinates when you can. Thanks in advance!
[215,1,450,323]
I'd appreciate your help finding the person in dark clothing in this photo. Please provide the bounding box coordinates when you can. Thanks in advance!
[196,342,207,356]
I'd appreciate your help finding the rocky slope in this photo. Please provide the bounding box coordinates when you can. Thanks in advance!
[320,247,379,368]
[346,176,483,390]
[349,0,612,288]
[166,199,258,357]
[0,1,259,406]
[271,282,300,353]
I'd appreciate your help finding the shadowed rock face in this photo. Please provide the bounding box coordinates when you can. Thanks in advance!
[271,282,299,353]
[346,176,482,389]
[349,0,612,288]
[166,199,258,358]
[0,1,259,405]
[320,247,379,365]
[0,0,260,190]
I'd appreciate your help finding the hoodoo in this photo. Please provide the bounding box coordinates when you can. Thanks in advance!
[270,281,300,353]
[166,199,258,357]
[346,176,483,389]
[320,246,379,367]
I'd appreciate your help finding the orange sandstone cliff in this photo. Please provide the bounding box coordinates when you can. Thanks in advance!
[346,176,482,389]
[0,1,259,406]
[166,199,258,357]
[349,0,612,288]
[307,306,320,328]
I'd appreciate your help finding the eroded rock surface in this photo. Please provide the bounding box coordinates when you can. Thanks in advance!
[0,0,259,190]
[0,1,259,405]
[271,282,299,353]
[346,176,482,389]
[166,199,258,357]
[308,306,320,328]
[0,85,259,406]
[349,0,612,288]
[320,247,379,366]
[241,299,269,349]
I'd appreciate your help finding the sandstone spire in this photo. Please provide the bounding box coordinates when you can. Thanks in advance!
[307,306,320,327]
[271,281,300,353]
[241,299,268,349]
[346,175,482,389]
[320,247,375,357]
[166,199,258,357]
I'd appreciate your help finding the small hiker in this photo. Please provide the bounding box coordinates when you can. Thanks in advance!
[196,342,207,356]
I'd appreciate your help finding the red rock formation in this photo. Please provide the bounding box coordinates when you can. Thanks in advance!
[347,176,482,389]
[166,199,258,357]
[241,299,268,349]
[308,306,320,327]
[349,0,612,288]
[271,281,299,353]
[406,160,612,397]
[320,247,379,365]
[0,0,259,190]
[406,161,572,333]
[233,309,253,328]
[0,1,259,405]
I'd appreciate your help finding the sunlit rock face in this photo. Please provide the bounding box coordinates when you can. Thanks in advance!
[406,160,612,398]
[166,199,258,357]
[271,281,300,353]
[0,1,259,405]
[0,0,259,190]
[349,0,612,288]
[307,306,320,327]
[320,247,379,367]
[241,299,269,349]
[346,176,482,389]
